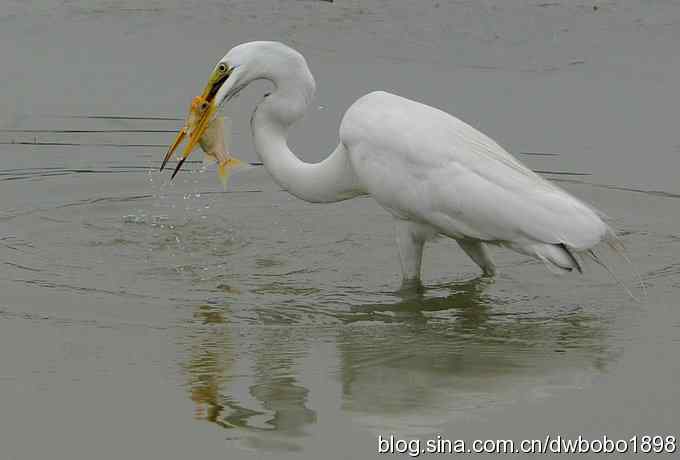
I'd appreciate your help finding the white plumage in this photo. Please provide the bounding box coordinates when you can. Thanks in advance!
[186,41,613,286]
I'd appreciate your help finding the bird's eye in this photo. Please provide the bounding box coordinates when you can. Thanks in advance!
[218,63,228,73]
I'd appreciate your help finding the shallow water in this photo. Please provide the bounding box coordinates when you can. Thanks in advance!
[1,1,679,458]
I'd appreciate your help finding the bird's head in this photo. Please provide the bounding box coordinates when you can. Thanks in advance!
[161,42,313,177]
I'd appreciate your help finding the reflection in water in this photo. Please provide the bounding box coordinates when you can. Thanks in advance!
[185,304,231,425]
[339,278,607,423]
[183,302,317,450]
[182,277,608,446]
[344,277,495,325]
[246,326,317,438]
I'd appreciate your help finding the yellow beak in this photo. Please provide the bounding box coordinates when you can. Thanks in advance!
[160,66,229,178]
[159,125,186,172]
[160,97,217,179]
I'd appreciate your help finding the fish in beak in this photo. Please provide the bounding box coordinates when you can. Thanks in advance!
[198,115,244,190]
[160,95,217,179]
[160,62,240,185]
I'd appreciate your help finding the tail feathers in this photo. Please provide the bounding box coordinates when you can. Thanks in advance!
[603,225,625,253]
[533,243,583,274]
[514,225,646,302]
[596,225,647,301]
[586,249,641,302]
[558,243,583,274]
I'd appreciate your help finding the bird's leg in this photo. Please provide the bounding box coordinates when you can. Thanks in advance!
[395,220,426,288]
[456,239,496,277]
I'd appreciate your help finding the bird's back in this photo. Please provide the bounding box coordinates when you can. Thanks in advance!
[339,91,609,252]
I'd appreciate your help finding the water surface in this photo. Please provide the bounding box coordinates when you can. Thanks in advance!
[1,1,679,458]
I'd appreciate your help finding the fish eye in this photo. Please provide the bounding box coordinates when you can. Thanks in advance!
[218,63,228,73]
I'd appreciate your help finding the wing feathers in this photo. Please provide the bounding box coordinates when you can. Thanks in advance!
[342,91,610,253]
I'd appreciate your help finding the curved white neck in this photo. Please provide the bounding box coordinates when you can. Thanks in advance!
[251,76,361,203]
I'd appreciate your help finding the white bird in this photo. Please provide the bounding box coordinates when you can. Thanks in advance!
[163,41,614,288]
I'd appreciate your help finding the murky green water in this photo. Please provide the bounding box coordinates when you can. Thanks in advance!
[1,1,679,458]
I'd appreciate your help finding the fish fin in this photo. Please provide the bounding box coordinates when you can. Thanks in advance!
[217,156,245,191]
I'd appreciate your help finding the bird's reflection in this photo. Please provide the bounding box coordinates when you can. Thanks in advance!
[343,276,494,325]
[185,304,231,426]
[182,276,608,446]
[338,277,606,418]
[183,301,316,450]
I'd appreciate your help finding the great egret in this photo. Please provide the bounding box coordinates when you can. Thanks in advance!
[162,41,614,286]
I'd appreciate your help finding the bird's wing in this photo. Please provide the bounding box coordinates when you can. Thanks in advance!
[341,92,608,250]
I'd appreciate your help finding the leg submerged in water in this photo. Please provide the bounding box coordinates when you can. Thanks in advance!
[395,220,436,288]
